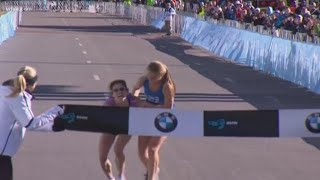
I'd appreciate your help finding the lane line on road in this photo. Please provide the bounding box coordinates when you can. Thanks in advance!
[224,77,235,83]
[93,74,100,81]
[61,18,73,32]
[82,51,87,55]
[62,18,69,26]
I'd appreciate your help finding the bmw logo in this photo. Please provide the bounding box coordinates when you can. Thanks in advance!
[305,113,320,133]
[154,112,178,133]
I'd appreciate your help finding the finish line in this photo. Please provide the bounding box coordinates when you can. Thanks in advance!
[54,105,320,138]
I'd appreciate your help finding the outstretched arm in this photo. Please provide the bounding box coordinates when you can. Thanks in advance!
[7,94,63,132]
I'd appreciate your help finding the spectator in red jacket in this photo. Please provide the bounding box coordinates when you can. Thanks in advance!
[290,0,298,13]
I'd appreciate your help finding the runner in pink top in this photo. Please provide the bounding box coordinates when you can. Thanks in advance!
[104,93,139,107]
[99,79,142,180]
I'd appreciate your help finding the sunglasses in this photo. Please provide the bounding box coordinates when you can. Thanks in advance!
[112,87,127,92]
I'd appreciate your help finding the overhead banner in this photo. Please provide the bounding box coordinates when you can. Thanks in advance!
[279,109,320,137]
[128,107,204,137]
[203,110,279,137]
[55,105,320,138]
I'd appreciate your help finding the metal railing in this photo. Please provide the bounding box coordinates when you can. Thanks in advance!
[0,1,101,12]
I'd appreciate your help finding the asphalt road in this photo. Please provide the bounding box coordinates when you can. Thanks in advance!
[0,11,320,180]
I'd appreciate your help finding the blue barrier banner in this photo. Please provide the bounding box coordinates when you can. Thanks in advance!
[0,15,9,44]
[0,10,20,46]
[151,14,164,29]
[152,15,320,94]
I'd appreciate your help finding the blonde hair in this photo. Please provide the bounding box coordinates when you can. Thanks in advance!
[147,61,176,95]
[9,66,37,97]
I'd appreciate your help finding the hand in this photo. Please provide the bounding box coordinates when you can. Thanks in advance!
[52,116,66,132]
[57,105,65,115]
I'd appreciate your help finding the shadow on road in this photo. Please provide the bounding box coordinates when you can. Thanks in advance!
[303,138,320,150]
[44,16,132,20]
[19,24,155,34]
[34,85,244,102]
[34,85,79,93]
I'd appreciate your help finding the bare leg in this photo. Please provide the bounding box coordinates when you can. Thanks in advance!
[138,136,150,168]
[114,135,132,179]
[99,133,116,179]
[147,136,167,180]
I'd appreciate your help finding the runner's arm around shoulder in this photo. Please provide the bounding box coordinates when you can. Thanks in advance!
[7,94,64,132]
[133,96,150,107]
[132,76,146,97]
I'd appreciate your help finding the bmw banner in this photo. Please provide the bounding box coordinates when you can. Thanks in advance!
[203,110,279,137]
[53,105,320,138]
[128,107,204,137]
[279,109,320,137]
[57,105,130,135]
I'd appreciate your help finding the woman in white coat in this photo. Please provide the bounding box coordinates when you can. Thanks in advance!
[0,66,64,180]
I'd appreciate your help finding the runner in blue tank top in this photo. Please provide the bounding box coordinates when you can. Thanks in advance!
[143,79,165,105]
[132,61,176,180]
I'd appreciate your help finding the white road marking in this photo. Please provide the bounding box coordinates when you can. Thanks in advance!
[79,43,83,47]
[75,38,79,41]
[62,18,72,32]
[86,60,92,64]
[264,96,281,105]
[93,74,100,81]
[62,18,69,26]
[224,77,234,83]
[180,160,197,179]
[82,51,87,55]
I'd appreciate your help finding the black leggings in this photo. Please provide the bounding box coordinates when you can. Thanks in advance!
[0,155,13,180]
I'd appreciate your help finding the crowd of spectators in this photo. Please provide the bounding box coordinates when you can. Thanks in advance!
[152,0,320,39]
